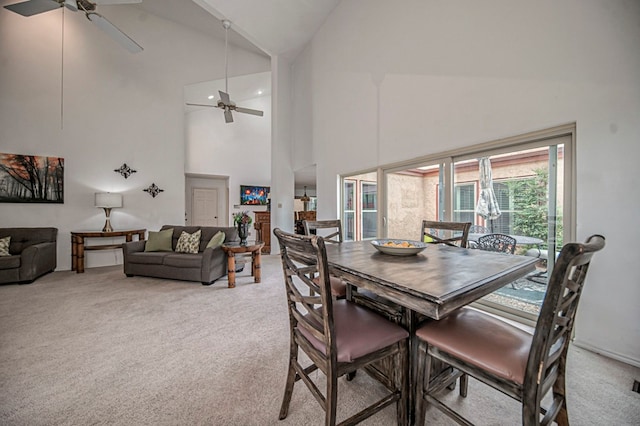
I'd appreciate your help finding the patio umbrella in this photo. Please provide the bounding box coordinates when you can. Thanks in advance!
[475,157,501,232]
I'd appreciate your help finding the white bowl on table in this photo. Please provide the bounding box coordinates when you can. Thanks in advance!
[371,239,427,256]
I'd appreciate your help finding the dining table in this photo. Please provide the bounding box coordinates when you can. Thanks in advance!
[322,240,538,424]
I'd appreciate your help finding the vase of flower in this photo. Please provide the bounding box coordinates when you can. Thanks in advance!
[233,210,253,246]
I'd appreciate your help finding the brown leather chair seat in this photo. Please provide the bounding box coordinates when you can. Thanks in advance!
[416,307,531,384]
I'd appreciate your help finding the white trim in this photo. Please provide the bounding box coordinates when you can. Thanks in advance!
[572,339,640,368]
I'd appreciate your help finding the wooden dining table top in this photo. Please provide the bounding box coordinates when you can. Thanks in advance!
[324,240,537,320]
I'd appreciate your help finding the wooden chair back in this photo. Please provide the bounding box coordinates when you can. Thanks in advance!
[274,228,335,358]
[477,233,517,254]
[522,234,605,420]
[421,220,471,248]
[297,211,317,222]
[273,227,409,425]
[415,234,605,425]
[302,219,343,243]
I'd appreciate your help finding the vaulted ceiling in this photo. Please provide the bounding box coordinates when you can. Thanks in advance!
[136,0,342,58]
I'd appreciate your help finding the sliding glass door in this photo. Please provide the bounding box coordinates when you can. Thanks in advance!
[372,126,574,321]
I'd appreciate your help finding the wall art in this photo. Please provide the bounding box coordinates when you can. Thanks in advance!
[240,185,269,205]
[143,183,164,198]
[0,153,64,203]
[114,163,137,179]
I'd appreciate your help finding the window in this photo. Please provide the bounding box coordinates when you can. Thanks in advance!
[343,180,356,241]
[341,172,377,241]
[361,182,377,239]
[371,124,574,322]
[453,183,476,224]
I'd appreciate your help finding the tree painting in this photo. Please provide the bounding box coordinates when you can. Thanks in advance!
[0,153,64,203]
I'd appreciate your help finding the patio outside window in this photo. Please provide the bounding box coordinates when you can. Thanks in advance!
[341,125,574,323]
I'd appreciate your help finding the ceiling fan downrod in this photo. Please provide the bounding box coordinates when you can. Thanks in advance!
[222,19,231,94]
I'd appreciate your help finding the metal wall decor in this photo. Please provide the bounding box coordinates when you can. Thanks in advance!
[114,163,137,179]
[143,183,164,198]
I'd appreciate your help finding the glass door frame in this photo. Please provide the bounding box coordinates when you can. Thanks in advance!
[376,124,576,324]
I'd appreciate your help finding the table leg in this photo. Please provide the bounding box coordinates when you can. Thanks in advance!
[76,236,85,274]
[253,251,261,283]
[71,235,78,271]
[227,254,236,288]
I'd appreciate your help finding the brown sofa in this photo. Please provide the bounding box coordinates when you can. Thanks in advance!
[0,227,58,284]
[123,225,238,285]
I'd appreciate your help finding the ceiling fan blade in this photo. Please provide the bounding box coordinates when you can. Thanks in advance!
[94,0,142,4]
[186,103,216,108]
[4,0,60,16]
[218,91,231,106]
[236,107,264,117]
[224,108,234,123]
[86,11,143,53]
[64,0,78,11]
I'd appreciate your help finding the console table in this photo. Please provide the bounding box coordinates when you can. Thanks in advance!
[71,229,146,273]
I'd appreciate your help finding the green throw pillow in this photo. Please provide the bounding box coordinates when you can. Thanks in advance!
[0,236,10,256]
[175,229,201,254]
[206,230,226,249]
[145,229,174,252]
[423,235,434,243]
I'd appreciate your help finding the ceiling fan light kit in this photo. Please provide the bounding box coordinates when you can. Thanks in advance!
[186,19,264,124]
[4,0,143,53]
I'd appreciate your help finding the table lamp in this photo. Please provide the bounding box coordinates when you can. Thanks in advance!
[95,192,122,232]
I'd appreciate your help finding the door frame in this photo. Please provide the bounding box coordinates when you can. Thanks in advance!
[185,174,229,226]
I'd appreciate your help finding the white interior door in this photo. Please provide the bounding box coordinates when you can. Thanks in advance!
[192,188,219,226]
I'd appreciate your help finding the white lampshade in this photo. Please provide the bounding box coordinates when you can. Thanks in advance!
[95,192,123,208]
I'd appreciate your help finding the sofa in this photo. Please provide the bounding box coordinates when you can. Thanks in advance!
[123,225,238,285]
[0,227,58,284]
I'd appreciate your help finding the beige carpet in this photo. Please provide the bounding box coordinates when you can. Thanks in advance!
[1,255,638,425]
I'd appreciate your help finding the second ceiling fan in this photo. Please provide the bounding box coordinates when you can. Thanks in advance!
[187,19,264,124]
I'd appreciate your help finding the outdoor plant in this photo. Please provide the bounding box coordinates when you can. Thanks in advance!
[233,211,253,225]
[507,168,563,249]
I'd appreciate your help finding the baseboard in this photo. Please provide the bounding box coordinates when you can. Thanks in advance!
[572,339,640,368]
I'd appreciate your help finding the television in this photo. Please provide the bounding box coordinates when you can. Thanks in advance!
[240,185,270,205]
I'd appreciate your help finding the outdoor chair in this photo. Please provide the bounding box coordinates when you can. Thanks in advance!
[476,233,518,288]
[302,219,347,298]
[477,233,517,254]
[414,234,605,426]
[273,228,410,426]
[421,221,472,248]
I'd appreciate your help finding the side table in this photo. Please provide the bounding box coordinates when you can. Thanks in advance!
[71,229,146,273]
[221,241,265,288]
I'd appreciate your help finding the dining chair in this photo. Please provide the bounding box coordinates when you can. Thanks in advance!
[302,219,347,298]
[414,234,605,426]
[476,233,518,289]
[273,228,410,426]
[476,233,517,254]
[421,221,472,248]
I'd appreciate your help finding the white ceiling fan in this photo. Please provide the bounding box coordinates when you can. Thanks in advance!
[187,19,264,124]
[4,0,143,53]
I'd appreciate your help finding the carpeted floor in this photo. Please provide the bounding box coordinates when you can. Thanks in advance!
[1,255,638,425]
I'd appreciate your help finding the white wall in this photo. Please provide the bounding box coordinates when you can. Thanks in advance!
[185,95,271,227]
[290,0,640,364]
[0,2,269,270]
